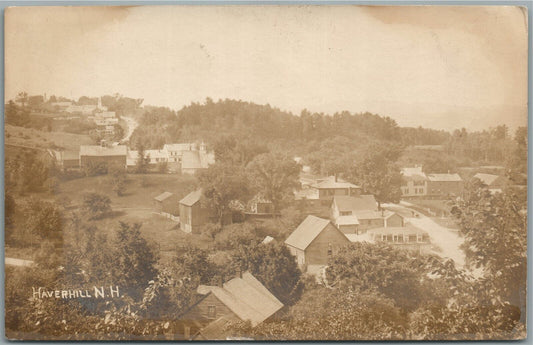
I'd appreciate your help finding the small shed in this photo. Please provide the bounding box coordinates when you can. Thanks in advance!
[153,192,179,216]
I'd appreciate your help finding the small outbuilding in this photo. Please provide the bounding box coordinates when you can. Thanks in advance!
[153,192,179,216]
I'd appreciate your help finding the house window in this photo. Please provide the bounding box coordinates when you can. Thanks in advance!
[207,305,216,319]
[340,211,351,216]
[327,243,332,256]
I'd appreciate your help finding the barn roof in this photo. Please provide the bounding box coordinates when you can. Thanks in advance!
[427,173,462,182]
[334,195,378,212]
[79,145,127,157]
[473,173,500,186]
[154,192,174,202]
[197,272,283,327]
[284,215,331,250]
[179,189,202,206]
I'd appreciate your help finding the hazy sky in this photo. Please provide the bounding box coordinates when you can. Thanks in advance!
[5,5,528,131]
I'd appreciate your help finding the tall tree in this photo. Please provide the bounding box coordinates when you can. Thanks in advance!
[232,242,303,305]
[453,183,527,320]
[197,163,249,224]
[214,135,268,166]
[348,145,403,208]
[246,153,300,212]
[113,222,158,300]
[135,142,150,174]
[109,165,127,196]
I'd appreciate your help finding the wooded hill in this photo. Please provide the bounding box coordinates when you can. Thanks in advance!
[130,98,519,173]
[130,98,449,151]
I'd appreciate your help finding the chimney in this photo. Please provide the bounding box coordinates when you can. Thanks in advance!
[381,209,385,217]
[235,267,242,279]
[217,275,223,287]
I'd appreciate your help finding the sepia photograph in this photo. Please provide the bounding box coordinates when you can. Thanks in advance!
[3,4,528,341]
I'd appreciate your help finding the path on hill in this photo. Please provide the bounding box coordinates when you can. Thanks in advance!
[120,116,138,144]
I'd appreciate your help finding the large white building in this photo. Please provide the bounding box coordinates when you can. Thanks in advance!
[400,166,428,197]
[126,142,214,174]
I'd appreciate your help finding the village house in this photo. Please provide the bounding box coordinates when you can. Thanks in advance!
[125,142,214,174]
[163,143,197,163]
[127,149,169,168]
[179,271,284,340]
[330,195,404,234]
[400,166,428,197]
[79,144,127,169]
[367,226,430,253]
[426,173,464,197]
[153,192,179,216]
[356,210,405,232]
[285,215,350,270]
[310,176,362,204]
[179,189,214,234]
[294,175,361,208]
[472,173,507,193]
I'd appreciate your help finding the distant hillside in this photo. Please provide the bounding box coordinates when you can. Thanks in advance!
[130,98,450,153]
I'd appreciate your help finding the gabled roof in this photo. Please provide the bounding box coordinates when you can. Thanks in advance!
[284,215,332,250]
[334,195,378,212]
[311,176,360,189]
[427,173,462,182]
[401,167,428,181]
[154,192,174,202]
[79,145,127,157]
[194,316,233,340]
[473,173,501,186]
[180,189,202,206]
[197,272,284,327]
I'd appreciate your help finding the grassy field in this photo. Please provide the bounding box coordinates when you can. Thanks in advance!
[58,173,198,210]
[5,124,94,151]
[7,173,213,263]
[56,173,211,262]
